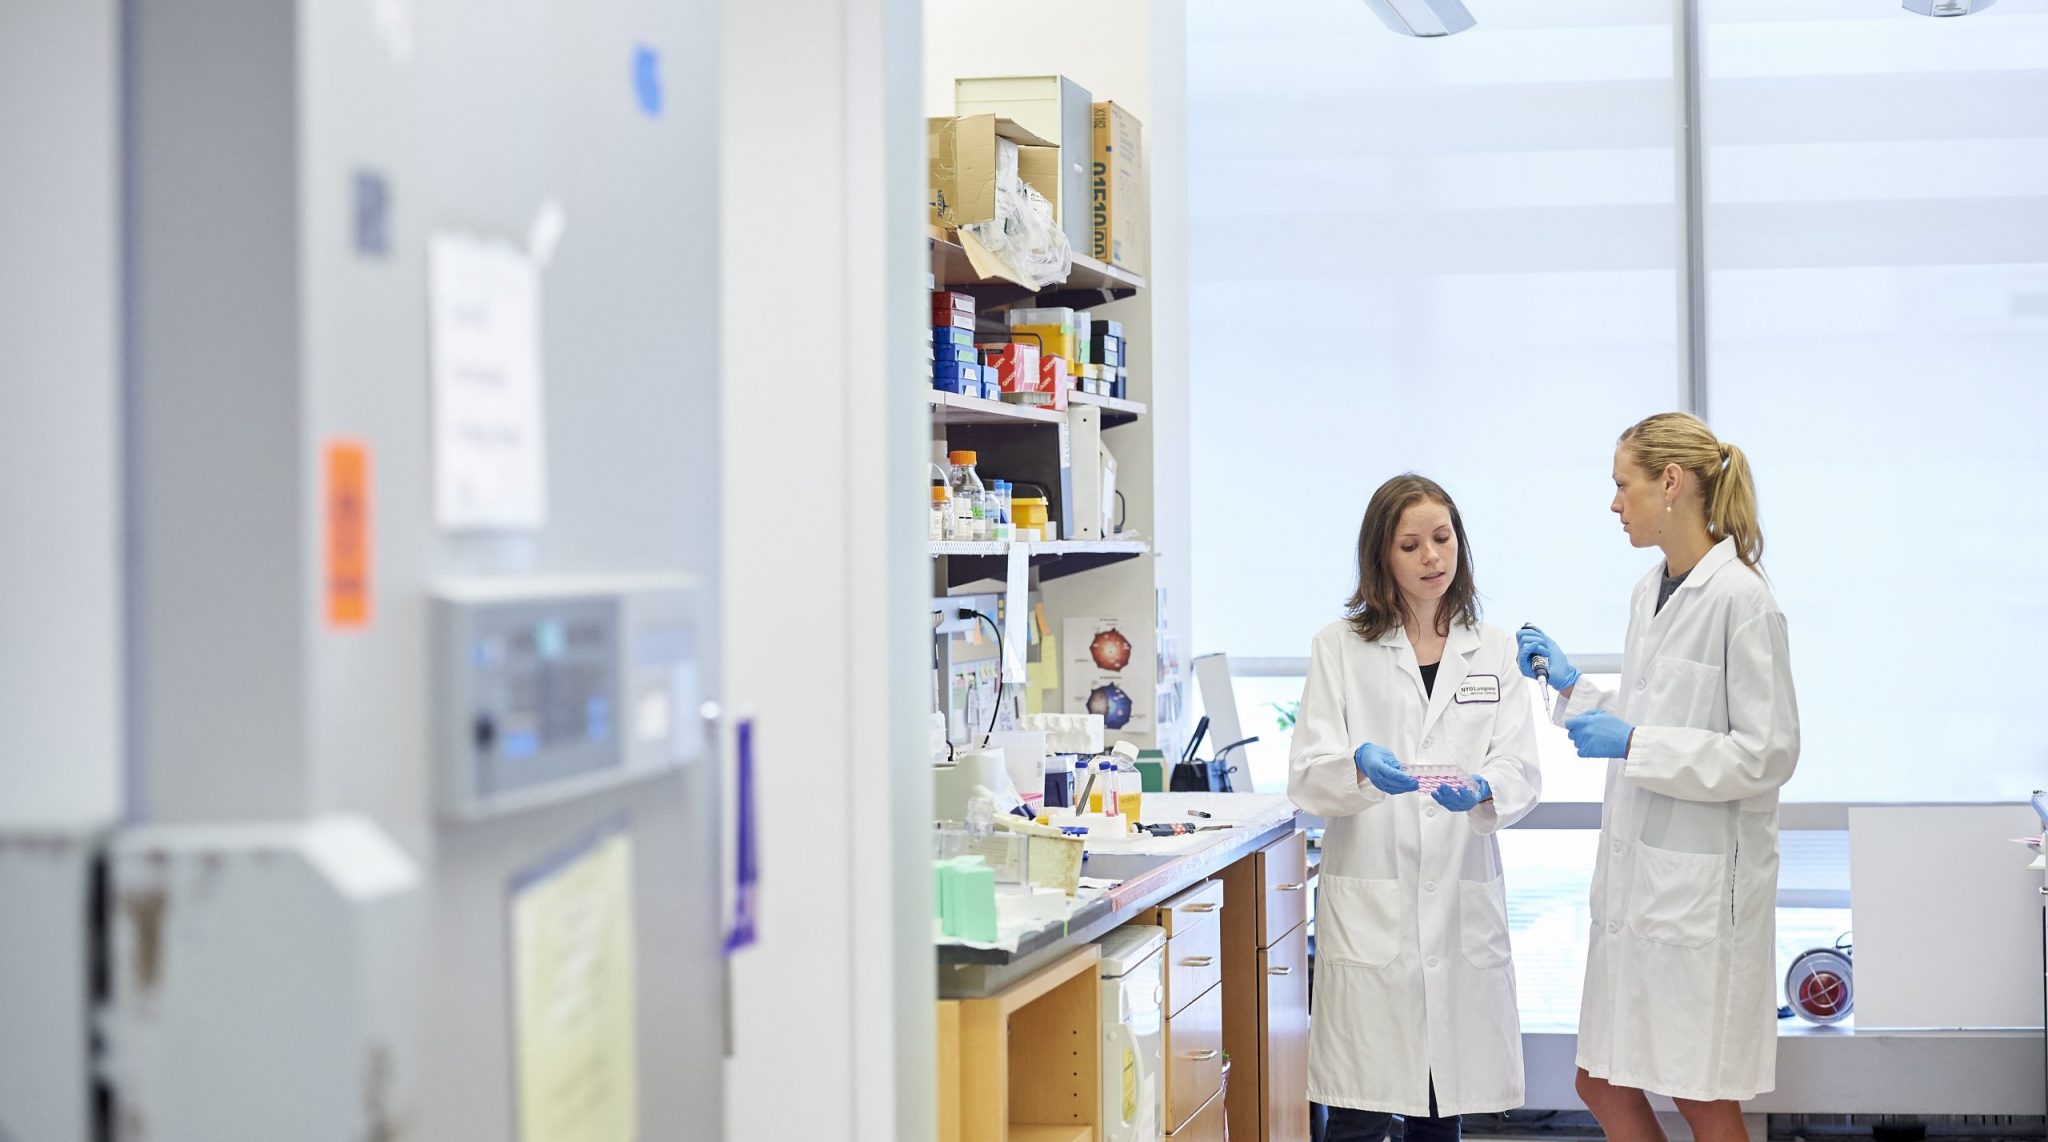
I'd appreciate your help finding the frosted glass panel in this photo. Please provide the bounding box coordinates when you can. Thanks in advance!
[1188,0,1682,662]
[1702,2,2048,802]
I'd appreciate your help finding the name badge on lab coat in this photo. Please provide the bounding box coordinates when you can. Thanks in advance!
[1454,674,1500,704]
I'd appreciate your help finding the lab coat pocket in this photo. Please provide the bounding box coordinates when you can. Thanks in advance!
[1458,876,1512,970]
[1628,843,1729,949]
[1647,655,1724,730]
[1318,875,1403,968]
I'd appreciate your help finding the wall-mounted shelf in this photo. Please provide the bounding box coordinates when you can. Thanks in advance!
[928,391,1063,427]
[929,234,1146,311]
[1066,389,1145,427]
[930,389,1144,430]
[932,539,1148,588]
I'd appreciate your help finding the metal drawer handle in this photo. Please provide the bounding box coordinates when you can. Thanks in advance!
[1182,1049,1221,1061]
[1184,903,1219,913]
[2040,886,2047,896]
[1276,883,1305,892]
[1268,966,1294,976]
[1180,956,1215,968]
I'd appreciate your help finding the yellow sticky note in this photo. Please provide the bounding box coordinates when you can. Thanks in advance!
[1033,602,1049,640]
[1028,636,1060,695]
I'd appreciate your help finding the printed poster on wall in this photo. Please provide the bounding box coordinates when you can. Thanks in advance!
[429,230,547,530]
[1062,617,1153,737]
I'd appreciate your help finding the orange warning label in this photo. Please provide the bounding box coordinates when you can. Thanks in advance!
[326,440,371,628]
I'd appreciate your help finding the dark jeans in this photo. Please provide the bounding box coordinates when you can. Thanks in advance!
[1322,1080,1460,1142]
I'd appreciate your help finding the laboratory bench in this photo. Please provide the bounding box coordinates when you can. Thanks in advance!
[936,793,1312,1142]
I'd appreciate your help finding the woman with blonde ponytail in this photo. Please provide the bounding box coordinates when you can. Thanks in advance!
[1512,412,1800,1142]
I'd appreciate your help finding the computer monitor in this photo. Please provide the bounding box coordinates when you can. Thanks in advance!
[1192,653,1256,781]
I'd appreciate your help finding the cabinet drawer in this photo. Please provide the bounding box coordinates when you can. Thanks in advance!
[1166,1086,1227,1142]
[1165,983,1225,1133]
[1260,830,1309,950]
[1146,879,1224,938]
[1164,914,1222,1020]
[1260,923,1311,1142]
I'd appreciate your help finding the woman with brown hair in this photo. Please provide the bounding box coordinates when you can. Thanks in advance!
[1289,473,1542,1142]
[1516,412,1800,1142]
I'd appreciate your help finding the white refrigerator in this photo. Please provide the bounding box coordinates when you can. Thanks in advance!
[1098,924,1169,1142]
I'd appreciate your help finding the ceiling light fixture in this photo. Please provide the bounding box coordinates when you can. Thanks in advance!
[1361,0,1476,38]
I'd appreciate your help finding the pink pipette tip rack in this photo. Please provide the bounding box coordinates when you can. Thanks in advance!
[1406,764,1473,794]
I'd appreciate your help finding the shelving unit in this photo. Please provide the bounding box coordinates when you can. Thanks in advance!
[936,944,1102,1142]
[929,233,1146,312]
[931,539,1149,588]
[928,390,1064,427]
[1066,389,1146,428]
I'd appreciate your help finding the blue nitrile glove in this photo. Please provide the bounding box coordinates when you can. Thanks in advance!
[1354,743,1419,795]
[1516,625,1580,690]
[1565,710,1634,758]
[1432,774,1492,813]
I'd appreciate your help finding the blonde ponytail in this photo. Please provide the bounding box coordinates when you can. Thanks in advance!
[1708,441,1763,568]
[1620,412,1766,569]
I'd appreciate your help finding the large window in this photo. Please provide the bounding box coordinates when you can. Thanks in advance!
[1187,2,1683,665]
[1700,2,2048,802]
[1189,0,2048,804]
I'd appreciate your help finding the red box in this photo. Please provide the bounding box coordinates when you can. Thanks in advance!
[1037,354,1070,409]
[981,343,1041,396]
[932,310,977,331]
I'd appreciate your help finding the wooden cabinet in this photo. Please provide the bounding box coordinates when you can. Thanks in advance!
[1166,1087,1228,1142]
[936,945,1101,1142]
[1164,981,1225,1131]
[1148,878,1224,937]
[1260,923,1311,1142]
[1143,880,1229,1136]
[1259,830,1310,948]
[1220,829,1311,1142]
[1163,909,1221,1018]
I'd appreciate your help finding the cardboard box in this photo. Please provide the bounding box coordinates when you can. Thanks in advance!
[927,115,1059,232]
[1091,102,1148,274]
[955,76,1095,257]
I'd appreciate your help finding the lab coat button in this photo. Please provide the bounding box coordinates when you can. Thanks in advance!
[1425,881,1436,893]
[1607,921,1619,934]
[1422,737,1433,748]
[1636,678,1647,690]
[1425,807,1439,818]
[1427,956,1439,969]
[1612,841,1622,854]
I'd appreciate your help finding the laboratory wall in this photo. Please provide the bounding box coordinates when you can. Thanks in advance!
[0,0,124,828]
[719,0,935,1139]
[122,0,725,1135]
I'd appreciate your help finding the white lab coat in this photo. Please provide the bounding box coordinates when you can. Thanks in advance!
[1289,619,1541,1118]
[1558,537,1800,1102]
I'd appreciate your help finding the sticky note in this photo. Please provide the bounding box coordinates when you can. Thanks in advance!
[325,441,371,628]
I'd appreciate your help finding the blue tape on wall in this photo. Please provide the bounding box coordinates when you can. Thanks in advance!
[633,45,664,118]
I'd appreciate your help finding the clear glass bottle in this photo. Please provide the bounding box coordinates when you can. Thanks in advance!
[948,450,985,541]
[929,481,950,541]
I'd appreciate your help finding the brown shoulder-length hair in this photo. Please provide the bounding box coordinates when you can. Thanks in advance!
[1343,473,1481,642]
